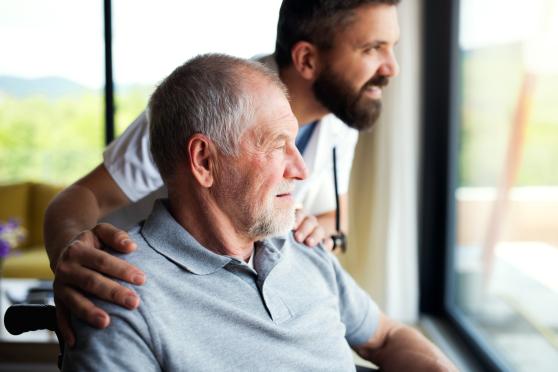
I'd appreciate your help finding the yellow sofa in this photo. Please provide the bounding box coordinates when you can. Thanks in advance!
[0,182,63,279]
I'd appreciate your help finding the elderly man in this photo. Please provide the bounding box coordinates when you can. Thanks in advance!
[62,54,455,372]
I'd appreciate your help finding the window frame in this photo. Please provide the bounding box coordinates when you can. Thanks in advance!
[103,0,115,145]
[418,0,513,370]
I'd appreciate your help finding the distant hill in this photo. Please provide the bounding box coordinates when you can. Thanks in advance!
[117,83,154,95]
[0,75,95,98]
[0,75,154,99]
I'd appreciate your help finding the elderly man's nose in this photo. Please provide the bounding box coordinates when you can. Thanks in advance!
[286,146,308,180]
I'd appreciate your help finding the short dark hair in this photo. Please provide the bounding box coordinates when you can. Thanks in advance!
[274,0,400,68]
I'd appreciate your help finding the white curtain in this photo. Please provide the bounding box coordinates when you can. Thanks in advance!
[339,0,422,324]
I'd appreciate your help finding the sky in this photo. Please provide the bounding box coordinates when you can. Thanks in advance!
[0,0,282,88]
[1,0,557,88]
[459,0,558,50]
[460,0,558,73]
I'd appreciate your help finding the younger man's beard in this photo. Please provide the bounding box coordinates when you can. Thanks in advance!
[313,68,389,131]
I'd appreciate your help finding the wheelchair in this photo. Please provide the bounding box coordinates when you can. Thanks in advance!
[4,303,64,369]
[4,304,376,371]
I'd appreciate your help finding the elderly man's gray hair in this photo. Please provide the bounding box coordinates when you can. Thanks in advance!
[148,53,285,182]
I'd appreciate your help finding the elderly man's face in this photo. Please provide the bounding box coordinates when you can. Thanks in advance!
[313,4,400,131]
[214,81,308,239]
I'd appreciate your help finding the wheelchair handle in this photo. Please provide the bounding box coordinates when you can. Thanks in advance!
[4,304,57,335]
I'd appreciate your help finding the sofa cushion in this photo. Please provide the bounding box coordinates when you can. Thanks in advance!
[2,247,54,280]
[0,182,31,248]
[0,182,62,280]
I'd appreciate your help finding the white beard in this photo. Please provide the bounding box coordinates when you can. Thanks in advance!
[247,180,295,239]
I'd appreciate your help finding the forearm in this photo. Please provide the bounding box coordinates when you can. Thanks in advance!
[44,184,104,271]
[315,194,348,236]
[356,324,456,371]
[44,164,131,271]
[315,211,336,236]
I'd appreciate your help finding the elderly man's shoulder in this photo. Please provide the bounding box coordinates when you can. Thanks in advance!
[277,233,341,281]
[285,233,333,261]
[109,223,158,270]
[102,222,180,297]
[82,222,189,326]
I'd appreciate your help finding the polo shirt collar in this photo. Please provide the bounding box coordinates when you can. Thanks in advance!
[141,200,233,275]
[140,199,288,276]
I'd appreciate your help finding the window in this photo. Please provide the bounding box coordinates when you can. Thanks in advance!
[111,0,283,135]
[421,1,558,370]
[0,0,105,184]
[455,0,558,370]
[1,0,285,183]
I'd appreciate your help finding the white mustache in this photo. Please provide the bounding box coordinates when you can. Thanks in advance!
[275,181,294,195]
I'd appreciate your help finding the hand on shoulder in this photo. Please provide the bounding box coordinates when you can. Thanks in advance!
[293,209,334,251]
[53,223,145,347]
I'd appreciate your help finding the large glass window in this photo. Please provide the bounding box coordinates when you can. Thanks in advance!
[453,0,558,370]
[0,0,105,184]
[112,0,283,135]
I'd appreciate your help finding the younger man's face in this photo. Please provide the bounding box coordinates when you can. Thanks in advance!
[313,4,400,131]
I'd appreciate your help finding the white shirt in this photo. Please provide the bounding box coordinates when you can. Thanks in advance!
[102,55,358,228]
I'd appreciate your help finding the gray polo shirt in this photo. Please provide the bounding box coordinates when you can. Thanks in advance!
[63,200,380,371]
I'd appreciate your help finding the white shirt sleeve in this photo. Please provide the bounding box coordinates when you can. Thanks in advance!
[334,125,359,196]
[103,111,164,202]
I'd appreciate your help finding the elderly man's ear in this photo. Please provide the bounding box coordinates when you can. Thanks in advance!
[188,134,215,188]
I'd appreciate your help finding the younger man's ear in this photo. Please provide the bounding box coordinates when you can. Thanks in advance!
[290,41,320,81]
[188,134,214,188]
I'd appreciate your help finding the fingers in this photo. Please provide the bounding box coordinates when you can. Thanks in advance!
[322,237,334,252]
[92,223,137,253]
[54,281,111,332]
[293,214,325,247]
[57,247,142,307]
[52,223,144,338]
[294,208,305,228]
[303,225,325,247]
[54,236,144,331]
[55,300,75,348]
[60,239,145,285]
[293,209,336,251]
